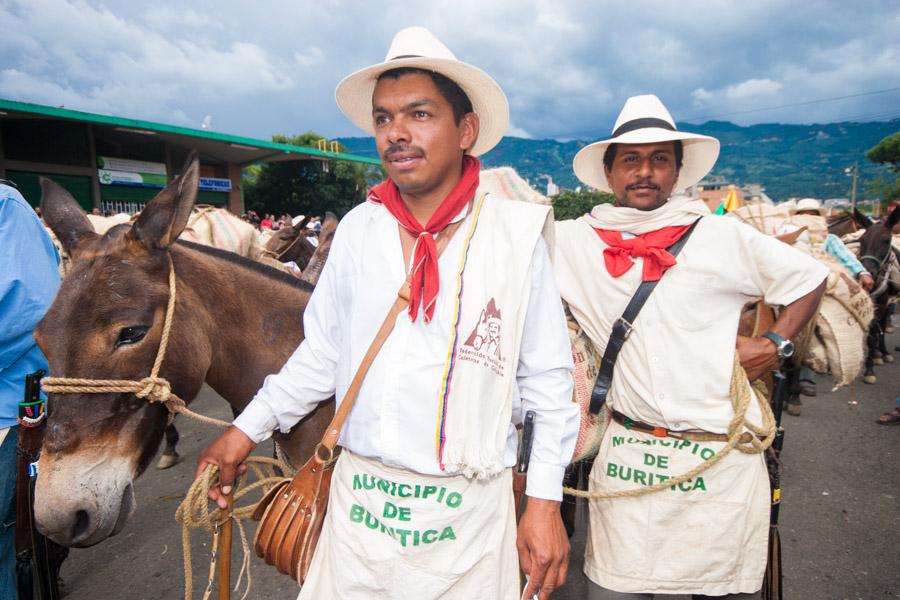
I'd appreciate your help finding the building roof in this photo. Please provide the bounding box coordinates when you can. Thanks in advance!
[0,98,381,167]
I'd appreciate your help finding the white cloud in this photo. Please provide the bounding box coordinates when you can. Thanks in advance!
[0,0,898,140]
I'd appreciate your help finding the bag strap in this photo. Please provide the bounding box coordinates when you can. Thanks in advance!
[315,213,470,456]
[588,218,701,415]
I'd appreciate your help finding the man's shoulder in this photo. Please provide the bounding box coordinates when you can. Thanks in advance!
[481,193,550,220]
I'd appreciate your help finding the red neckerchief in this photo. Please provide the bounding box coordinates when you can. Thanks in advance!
[368,155,480,322]
[593,225,692,281]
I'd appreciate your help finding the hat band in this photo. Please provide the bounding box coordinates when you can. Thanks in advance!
[390,54,424,60]
[612,117,676,138]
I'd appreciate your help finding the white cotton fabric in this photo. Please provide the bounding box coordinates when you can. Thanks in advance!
[234,195,578,501]
[554,207,828,594]
[297,450,518,599]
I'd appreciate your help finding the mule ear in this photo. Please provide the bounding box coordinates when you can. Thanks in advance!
[40,177,98,256]
[299,212,339,286]
[129,151,199,250]
[887,206,900,231]
[854,208,873,229]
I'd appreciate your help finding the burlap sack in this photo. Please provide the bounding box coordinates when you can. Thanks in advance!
[566,310,608,462]
[728,201,794,235]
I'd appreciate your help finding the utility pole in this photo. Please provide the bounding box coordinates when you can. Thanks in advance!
[845,161,859,213]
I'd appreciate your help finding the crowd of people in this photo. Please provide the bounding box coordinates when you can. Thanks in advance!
[240,210,324,234]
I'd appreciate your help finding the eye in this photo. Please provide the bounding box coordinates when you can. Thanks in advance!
[374,114,390,126]
[654,154,670,162]
[413,110,430,119]
[115,326,148,349]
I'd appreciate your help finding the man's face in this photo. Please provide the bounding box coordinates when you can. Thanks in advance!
[372,72,478,199]
[604,142,680,211]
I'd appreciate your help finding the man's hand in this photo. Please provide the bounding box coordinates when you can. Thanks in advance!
[517,497,569,600]
[859,272,875,292]
[194,426,257,509]
[736,334,779,381]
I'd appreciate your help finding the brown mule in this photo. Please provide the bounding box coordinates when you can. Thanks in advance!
[32,152,333,548]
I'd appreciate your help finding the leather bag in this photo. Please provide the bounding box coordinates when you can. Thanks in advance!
[252,217,465,583]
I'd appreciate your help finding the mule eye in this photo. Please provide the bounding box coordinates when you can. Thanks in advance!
[115,326,148,348]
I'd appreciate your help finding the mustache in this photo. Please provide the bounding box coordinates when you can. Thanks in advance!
[382,144,425,161]
[626,179,660,191]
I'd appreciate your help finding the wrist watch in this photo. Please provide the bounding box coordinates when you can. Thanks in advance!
[761,331,795,359]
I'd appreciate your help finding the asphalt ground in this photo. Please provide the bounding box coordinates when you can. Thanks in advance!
[58,334,900,600]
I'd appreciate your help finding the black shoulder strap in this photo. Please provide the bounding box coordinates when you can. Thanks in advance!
[588,218,702,415]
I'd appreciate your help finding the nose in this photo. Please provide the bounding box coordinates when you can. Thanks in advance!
[636,158,653,178]
[386,116,410,146]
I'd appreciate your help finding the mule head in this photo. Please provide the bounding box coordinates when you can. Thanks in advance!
[857,208,900,290]
[33,152,208,547]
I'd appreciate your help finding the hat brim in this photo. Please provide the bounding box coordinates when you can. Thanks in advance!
[335,57,509,157]
[573,128,720,193]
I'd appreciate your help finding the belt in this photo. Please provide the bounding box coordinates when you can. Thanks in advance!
[610,409,756,444]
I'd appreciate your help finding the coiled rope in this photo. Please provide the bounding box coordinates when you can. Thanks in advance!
[563,355,776,499]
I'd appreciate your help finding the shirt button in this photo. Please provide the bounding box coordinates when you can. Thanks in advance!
[651,356,659,364]
[659,393,666,400]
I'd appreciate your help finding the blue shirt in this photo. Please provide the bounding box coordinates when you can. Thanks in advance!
[824,233,867,277]
[0,184,60,429]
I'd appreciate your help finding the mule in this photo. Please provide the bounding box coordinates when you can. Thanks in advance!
[33,153,333,548]
[261,219,318,269]
[854,208,900,383]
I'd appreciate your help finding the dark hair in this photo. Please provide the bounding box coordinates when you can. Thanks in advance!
[377,67,474,124]
[602,140,684,172]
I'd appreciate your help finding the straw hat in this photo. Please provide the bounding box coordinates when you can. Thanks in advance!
[335,26,509,157]
[793,198,825,216]
[573,94,720,193]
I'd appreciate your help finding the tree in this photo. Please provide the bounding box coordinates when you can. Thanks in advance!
[243,132,382,218]
[865,132,900,208]
[866,132,900,171]
[551,189,616,220]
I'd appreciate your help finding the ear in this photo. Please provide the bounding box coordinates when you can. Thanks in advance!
[854,208,874,229]
[40,177,98,256]
[458,112,480,154]
[129,151,199,250]
[887,207,900,231]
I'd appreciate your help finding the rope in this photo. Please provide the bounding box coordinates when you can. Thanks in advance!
[564,355,776,499]
[176,459,291,600]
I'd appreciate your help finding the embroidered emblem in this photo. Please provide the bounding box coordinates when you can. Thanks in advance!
[459,298,505,375]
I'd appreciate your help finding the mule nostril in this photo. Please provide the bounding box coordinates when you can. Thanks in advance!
[72,510,91,541]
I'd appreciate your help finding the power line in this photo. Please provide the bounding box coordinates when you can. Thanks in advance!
[687,86,900,121]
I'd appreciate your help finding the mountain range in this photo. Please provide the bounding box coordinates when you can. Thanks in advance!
[337,119,899,201]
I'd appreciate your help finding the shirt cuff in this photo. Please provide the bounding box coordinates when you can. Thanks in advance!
[231,399,278,444]
[524,460,566,502]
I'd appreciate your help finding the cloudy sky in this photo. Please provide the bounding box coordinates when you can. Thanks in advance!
[2,0,899,142]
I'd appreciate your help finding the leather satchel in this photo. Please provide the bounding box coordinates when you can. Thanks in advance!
[252,218,465,584]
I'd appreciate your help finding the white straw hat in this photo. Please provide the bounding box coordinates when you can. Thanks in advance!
[573,94,720,193]
[793,198,825,216]
[335,26,509,157]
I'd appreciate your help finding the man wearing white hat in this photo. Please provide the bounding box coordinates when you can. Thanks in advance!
[553,95,828,598]
[196,26,578,599]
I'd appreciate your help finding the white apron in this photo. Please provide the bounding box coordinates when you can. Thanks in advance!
[585,420,770,595]
[298,450,519,599]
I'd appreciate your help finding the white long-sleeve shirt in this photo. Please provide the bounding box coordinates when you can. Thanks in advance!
[234,199,579,501]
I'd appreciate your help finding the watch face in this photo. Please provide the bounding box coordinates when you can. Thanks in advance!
[781,340,795,358]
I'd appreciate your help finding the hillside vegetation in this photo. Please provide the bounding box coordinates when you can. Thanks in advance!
[338,119,899,201]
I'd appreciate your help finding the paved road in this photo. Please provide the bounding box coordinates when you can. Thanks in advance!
[60,336,900,599]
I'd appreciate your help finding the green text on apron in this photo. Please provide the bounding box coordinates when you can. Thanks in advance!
[584,420,770,596]
[299,450,519,600]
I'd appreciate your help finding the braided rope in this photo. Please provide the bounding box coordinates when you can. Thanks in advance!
[176,459,291,600]
[564,355,776,499]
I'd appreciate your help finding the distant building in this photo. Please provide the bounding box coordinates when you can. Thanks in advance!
[0,98,379,214]
[695,177,745,212]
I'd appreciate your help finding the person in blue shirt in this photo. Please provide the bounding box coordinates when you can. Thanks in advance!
[0,178,60,596]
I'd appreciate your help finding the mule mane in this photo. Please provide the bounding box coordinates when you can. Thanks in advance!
[175,240,315,292]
